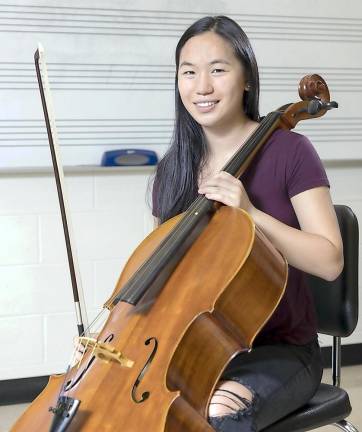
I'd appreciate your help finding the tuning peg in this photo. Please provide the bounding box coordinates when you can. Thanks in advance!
[324,101,338,110]
[307,99,338,115]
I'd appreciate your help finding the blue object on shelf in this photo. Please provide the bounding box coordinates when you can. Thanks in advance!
[101,149,158,166]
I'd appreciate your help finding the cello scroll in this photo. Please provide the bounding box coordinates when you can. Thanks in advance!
[279,74,338,129]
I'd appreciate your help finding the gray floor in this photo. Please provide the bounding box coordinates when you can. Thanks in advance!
[1,365,361,431]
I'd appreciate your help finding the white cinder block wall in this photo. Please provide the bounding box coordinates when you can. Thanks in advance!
[0,0,361,380]
[0,164,361,381]
[0,167,155,379]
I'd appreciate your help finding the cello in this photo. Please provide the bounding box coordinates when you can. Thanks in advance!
[11,45,338,431]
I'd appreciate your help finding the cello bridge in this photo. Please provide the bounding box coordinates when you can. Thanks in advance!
[78,336,134,368]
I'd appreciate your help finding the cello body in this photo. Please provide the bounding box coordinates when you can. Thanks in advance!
[12,206,287,431]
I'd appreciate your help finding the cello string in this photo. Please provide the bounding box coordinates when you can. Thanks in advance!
[60,114,283,415]
[53,308,109,408]
[119,112,281,303]
[120,113,279,301]
[52,112,282,412]
[225,113,281,175]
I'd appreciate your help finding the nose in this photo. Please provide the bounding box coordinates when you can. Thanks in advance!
[196,72,213,95]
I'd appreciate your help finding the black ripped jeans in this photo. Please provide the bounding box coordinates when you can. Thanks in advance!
[208,338,323,432]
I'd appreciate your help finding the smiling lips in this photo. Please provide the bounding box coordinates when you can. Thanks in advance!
[194,100,219,112]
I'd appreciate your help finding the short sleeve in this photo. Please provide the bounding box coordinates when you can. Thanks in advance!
[286,134,330,198]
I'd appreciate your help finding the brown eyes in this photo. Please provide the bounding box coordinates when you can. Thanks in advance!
[181,69,226,76]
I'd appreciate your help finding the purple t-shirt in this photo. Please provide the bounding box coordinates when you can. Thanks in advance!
[152,129,330,345]
[241,129,329,345]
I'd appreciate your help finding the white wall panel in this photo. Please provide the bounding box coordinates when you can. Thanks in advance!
[0,215,39,265]
[0,315,44,372]
[94,258,126,306]
[0,264,75,315]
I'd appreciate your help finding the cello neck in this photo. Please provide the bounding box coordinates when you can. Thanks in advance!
[112,111,284,308]
[223,111,282,178]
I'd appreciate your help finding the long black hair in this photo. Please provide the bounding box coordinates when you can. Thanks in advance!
[153,16,260,223]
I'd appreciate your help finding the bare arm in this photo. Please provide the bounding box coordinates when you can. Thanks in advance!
[249,186,343,281]
[199,172,344,281]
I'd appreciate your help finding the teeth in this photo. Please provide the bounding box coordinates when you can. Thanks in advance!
[196,101,216,107]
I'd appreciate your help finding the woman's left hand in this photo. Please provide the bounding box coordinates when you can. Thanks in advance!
[198,171,255,213]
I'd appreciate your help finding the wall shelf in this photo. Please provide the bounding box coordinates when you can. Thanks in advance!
[0,160,361,176]
[0,165,156,176]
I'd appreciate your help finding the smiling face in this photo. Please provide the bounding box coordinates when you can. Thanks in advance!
[177,31,249,132]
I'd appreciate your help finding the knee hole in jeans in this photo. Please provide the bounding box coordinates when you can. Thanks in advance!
[208,380,254,418]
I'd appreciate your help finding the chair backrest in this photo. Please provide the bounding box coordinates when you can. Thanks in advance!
[307,205,359,337]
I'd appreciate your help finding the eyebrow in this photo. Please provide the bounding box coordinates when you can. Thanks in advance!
[179,59,231,67]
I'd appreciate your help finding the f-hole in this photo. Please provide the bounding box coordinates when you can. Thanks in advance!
[131,337,158,403]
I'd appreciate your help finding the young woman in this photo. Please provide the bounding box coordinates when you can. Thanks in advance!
[152,16,343,432]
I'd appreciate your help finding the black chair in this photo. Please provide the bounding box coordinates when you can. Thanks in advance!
[262,205,359,432]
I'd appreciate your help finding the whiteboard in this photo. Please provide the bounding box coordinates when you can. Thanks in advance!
[0,0,361,168]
